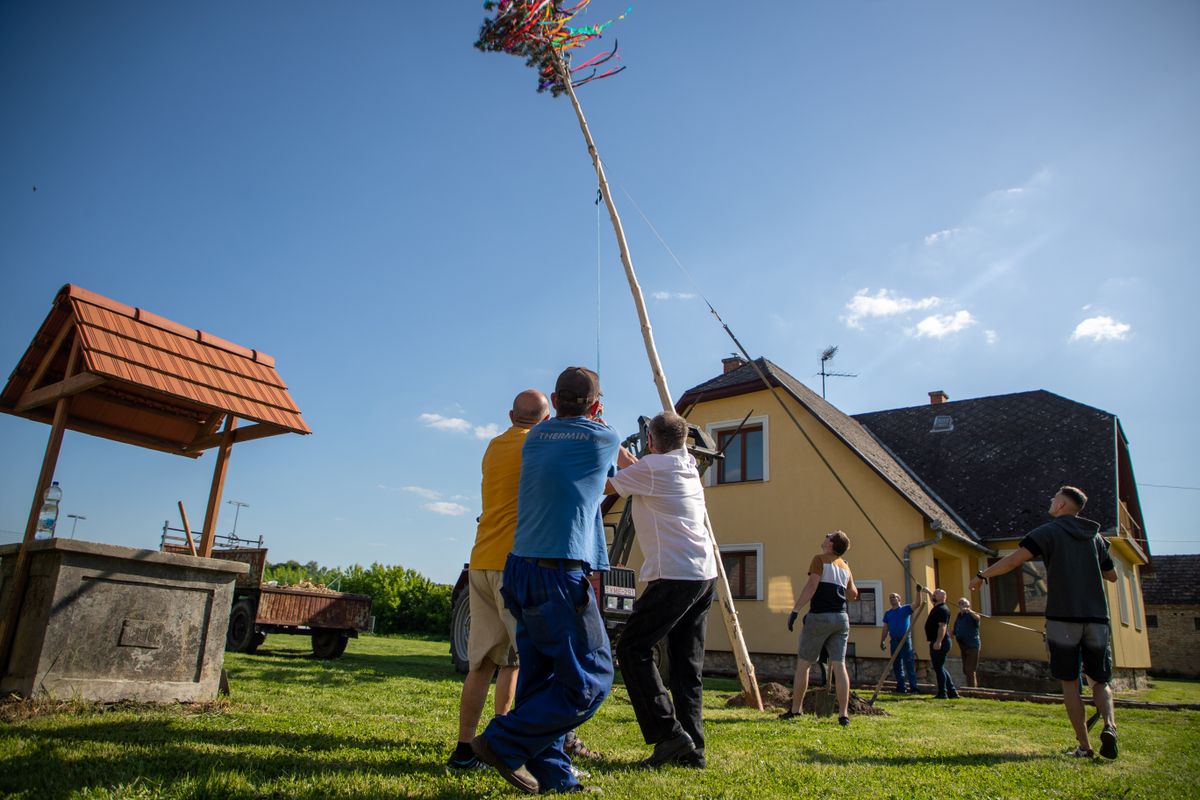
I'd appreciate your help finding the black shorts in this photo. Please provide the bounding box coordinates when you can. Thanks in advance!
[1045,620,1112,683]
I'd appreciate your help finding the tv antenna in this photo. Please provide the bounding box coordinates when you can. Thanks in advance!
[818,346,857,399]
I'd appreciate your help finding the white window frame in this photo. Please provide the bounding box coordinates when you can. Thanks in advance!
[1114,561,1130,627]
[719,543,763,601]
[978,557,992,617]
[1129,568,1143,631]
[849,579,884,626]
[704,415,770,487]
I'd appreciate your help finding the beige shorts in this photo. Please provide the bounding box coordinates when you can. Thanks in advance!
[467,569,519,671]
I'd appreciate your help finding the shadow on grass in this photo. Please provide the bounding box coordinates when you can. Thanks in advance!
[229,649,458,687]
[794,746,1046,767]
[0,716,478,800]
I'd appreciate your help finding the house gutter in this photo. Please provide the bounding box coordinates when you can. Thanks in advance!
[903,521,943,605]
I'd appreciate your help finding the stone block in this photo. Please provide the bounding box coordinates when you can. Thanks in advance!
[0,538,247,703]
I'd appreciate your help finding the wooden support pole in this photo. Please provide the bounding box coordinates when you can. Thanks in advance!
[0,337,80,674]
[867,601,928,706]
[556,57,763,711]
[178,501,198,557]
[198,415,237,557]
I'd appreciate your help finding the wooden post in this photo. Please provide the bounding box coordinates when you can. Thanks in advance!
[198,415,237,557]
[178,500,198,556]
[556,57,763,710]
[0,337,80,673]
[868,601,928,705]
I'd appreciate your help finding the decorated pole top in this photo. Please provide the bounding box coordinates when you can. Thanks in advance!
[474,0,630,95]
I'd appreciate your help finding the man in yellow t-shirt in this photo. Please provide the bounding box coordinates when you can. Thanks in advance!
[448,389,550,770]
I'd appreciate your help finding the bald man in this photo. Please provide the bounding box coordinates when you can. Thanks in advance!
[920,586,960,699]
[448,390,550,770]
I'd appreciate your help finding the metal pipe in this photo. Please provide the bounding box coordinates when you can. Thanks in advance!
[903,521,943,605]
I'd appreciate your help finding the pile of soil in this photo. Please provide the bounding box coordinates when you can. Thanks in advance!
[726,681,888,717]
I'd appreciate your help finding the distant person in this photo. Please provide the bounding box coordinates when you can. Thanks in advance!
[920,586,959,699]
[954,597,982,688]
[606,411,716,769]
[472,367,621,794]
[971,486,1119,759]
[782,531,859,726]
[879,592,920,694]
[448,390,549,770]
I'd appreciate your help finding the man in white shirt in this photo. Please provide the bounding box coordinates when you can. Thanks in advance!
[605,412,717,769]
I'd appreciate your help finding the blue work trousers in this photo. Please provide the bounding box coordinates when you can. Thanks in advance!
[483,554,614,793]
[889,636,919,692]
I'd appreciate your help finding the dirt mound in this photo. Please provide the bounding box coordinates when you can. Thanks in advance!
[726,682,888,717]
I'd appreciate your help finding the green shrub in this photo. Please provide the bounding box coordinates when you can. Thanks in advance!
[341,563,452,636]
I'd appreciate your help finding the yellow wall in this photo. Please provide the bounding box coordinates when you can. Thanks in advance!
[625,389,986,661]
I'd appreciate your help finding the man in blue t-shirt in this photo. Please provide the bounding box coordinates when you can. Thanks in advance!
[879,592,920,693]
[472,366,626,795]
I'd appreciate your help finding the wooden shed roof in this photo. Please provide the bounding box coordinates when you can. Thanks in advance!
[0,285,310,457]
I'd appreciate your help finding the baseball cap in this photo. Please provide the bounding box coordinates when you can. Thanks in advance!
[555,366,600,406]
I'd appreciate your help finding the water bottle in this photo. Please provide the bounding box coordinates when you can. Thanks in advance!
[34,481,62,540]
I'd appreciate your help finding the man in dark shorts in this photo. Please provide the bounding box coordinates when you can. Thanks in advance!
[971,485,1119,759]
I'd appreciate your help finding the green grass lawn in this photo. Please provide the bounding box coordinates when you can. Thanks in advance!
[2,634,1198,799]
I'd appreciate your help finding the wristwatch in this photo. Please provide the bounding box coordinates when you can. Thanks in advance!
[975,570,988,583]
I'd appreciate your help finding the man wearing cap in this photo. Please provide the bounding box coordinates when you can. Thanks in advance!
[472,367,628,794]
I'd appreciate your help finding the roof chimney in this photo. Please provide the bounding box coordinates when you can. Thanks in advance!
[722,355,747,374]
[929,390,949,405]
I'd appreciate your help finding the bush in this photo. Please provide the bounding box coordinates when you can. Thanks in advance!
[341,564,452,636]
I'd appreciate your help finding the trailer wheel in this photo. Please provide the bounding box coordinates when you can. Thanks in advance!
[249,632,267,653]
[450,588,471,674]
[226,601,257,653]
[312,630,349,659]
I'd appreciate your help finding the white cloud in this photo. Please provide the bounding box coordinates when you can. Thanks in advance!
[1070,316,1131,342]
[401,485,440,500]
[419,413,473,433]
[424,501,469,517]
[473,423,501,440]
[651,291,697,301]
[984,329,998,345]
[912,310,976,339]
[842,289,941,329]
[420,412,500,440]
[924,228,961,246]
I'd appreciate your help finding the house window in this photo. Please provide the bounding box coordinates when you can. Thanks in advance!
[988,556,1048,615]
[1145,614,1157,629]
[1129,570,1143,631]
[717,426,764,484]
[1115,563,1130,626]
[848,584,879,625]
[1194,618,1200,632]
[720,547,761,600]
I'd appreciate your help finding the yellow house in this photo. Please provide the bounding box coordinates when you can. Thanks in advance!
[618,356,1150,691]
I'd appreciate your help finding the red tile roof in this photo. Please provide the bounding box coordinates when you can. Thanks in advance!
[1,285,310,457]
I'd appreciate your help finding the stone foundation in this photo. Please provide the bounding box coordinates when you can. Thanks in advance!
[703,651,1148,693]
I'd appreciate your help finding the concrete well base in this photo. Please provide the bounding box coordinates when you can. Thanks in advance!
[0,539,247,703]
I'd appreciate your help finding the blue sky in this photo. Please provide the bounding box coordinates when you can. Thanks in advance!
[2,1,1197,583]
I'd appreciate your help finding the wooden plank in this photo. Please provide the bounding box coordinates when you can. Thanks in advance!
[185,422,284,452]
[24,319,76,396]
[189,411,225,447]
[177,501,197,556]
[0,340,79,672]
[198,415,237,557]
[15,372,106,413]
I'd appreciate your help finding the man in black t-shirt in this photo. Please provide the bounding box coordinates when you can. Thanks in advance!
[920,586,959,699]
[971,485,1119,760]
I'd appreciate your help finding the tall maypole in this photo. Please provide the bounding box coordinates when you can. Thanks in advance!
[475,1,762,709]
